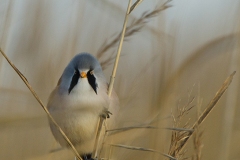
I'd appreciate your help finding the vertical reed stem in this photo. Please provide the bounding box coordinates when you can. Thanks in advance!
[92,0,133,159]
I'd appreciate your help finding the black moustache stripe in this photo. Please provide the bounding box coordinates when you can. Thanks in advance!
[87,70,98,94]
[68,69,79,94]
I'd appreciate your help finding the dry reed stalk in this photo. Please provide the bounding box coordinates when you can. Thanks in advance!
[192,89,203,160]
[192,127,203,160]
[168,71,236,159]
[92,0,133,159]
[97,0,172,69]
[178,71,236,152]
[94,1,173,159]
[0,48,83,160]
[129,0,143,14]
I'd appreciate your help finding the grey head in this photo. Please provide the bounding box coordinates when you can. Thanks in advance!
[58,53,106,94]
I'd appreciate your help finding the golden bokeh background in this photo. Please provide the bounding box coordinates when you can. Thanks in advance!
[0,0,240,160]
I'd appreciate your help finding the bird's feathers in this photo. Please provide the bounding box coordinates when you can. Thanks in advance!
[47,53,119,155]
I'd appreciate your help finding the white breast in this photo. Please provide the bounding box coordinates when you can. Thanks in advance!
[47,78,109,154]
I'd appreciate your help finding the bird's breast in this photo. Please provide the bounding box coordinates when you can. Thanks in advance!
[47,79,109,150]
[67,78,108,111]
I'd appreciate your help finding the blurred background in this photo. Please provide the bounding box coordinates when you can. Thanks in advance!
[0,0,240,159]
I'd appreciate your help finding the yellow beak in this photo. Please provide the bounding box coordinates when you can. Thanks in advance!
[80,72,87,78]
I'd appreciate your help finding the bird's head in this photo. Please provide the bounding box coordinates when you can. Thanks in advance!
[58,53,105,95]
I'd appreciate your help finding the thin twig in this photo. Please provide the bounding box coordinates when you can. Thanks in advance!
[106,125,193,133]
[106,125,158,132]
[0,48,82,160]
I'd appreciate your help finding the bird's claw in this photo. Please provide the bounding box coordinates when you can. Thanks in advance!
[101,109,112,119]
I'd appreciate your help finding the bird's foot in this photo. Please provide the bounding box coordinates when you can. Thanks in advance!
[81,154,96,160]
[101,109,112,119]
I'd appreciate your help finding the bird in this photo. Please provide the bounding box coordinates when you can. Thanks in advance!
[47,53,119,160]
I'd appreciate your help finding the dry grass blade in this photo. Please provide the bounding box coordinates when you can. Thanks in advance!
[97,0,172,65]
[192,127,203,160]
[106,125,194,134]
[129,0,143,14]
[106,125,158,133]
[108,144,177,160]
[126,0,172,37]
[178,71,236,153]
[193,71,236,128]
[165,127,194,132]
[0,48,82,160]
